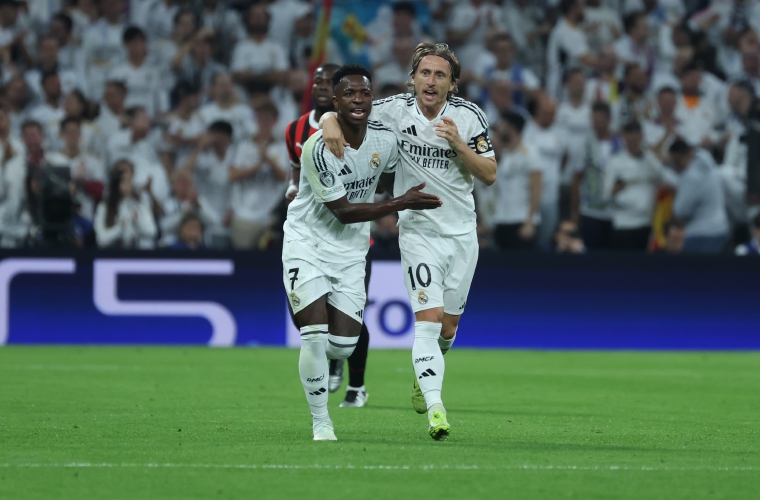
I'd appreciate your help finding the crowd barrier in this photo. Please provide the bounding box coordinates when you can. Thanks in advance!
[2,249,759,349]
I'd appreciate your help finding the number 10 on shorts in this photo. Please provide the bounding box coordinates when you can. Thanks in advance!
[407,264,431,291]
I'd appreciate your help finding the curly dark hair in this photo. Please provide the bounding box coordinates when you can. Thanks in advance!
[331,64,372,89]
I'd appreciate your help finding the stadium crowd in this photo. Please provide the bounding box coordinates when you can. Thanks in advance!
[0,0,758,255]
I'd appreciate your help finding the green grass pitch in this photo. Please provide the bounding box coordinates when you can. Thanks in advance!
[0,347,758,499]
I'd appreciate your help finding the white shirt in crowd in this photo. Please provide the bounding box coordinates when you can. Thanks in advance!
[583,4,622,53]
[719,131,749,224]
[373,61,412,89]
[145,0,180,41]
[574,135,620,221]
[192,147,236,220]
[492,142,542,225]
[267,0,312,52]
[24,68,83,105]
[546,18,590,98]
[612,35,655,76]
[522,121,565,207]
[603,149,665,229]
[446,2,503,72]
[0,145,28,248]
[166,112,204,169]
[198,102,258,144]
[555,101,592,183]
[673,149,729,238]
[673,94,722,147]
[106,129,171,205]
[148,38,180,92]
[230,139,288,224]
[94,196,157,249]
[92,105,123,158]
[160,195,222,247]
[231,38,289,76]
[108,62,169,118]
[77,19,125,101]
[27,103,65,147]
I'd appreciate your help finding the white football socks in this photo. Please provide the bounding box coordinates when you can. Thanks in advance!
[325,333,359,360]
[299,324,330,427]
[412,321,445,410]
[439,331,456,355]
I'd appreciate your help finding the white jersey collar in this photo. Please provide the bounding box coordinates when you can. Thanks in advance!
[414,98,449,121]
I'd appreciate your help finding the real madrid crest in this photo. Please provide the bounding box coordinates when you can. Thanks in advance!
[370,152,381,169]
[476,136,489,153]
[418,291,429,305]
[290,293,301,307]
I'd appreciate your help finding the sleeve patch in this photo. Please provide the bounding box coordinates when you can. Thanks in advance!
[468,132,493,155]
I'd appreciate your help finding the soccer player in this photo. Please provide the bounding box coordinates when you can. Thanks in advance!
[285,64,374,407]
[321,43,497,440]
[283,64,442,441]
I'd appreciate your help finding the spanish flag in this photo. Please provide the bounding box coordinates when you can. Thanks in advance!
[650,186,675,251]
[302,0,333,114]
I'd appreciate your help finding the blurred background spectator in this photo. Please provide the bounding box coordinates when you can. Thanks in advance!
[488,110,541,251]
[654,217,686,254]
[604,121,665,251]
[735,213,760,255]
[168,211,206,250]
[0,0,752,256]
[553,219,586,253]
[94,160,157,249]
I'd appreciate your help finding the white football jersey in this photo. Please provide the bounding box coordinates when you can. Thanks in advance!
[370,94,494,236]
[284,122,398,263]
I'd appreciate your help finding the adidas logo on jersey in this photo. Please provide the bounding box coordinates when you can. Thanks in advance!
[418,368,437,379]
[402,125,417,136]
[339,164,353,176]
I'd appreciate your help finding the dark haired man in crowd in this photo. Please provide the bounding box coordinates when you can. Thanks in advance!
[108,26,168,118]
[182,120,236,245]
[572,102,624,250]
[669,139,729,253]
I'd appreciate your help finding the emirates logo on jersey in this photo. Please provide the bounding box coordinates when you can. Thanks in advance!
[400,139,457,170]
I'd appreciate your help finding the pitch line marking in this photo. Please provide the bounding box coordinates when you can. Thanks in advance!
[0,463,756,472]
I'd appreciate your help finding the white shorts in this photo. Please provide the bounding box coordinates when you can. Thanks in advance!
[282,237,366,323]
[399,227,478,315]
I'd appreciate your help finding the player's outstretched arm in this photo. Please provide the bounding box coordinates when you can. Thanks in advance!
[435,117,497,185]
[318,112,349,159]
[324,182,441,225]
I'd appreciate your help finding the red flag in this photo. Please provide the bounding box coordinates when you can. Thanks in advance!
[301,0,333,114]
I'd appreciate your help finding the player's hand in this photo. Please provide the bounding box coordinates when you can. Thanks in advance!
[434,116,465,150]
[399,182,442,210]
[323,116,349,159]
[285,183,298,202]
